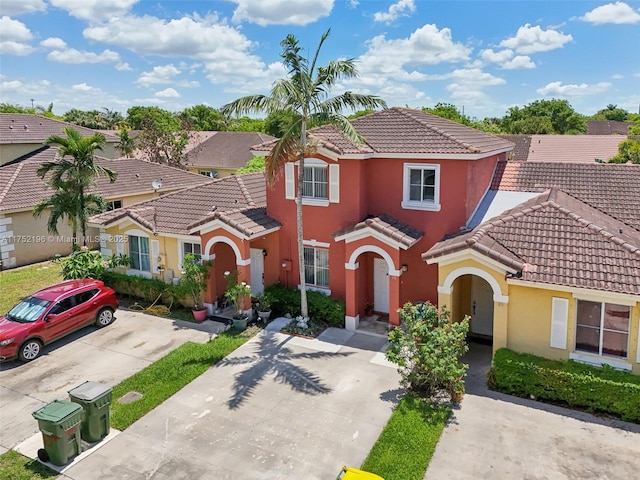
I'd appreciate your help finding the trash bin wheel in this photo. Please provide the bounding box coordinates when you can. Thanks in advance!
[37,448,49,462]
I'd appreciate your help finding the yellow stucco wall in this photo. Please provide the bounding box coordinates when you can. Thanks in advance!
[434,257,640,375]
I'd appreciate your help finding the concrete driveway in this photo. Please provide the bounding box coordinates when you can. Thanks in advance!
[425,344,640,480]
[59,326,401,480]
[0,309,220,453]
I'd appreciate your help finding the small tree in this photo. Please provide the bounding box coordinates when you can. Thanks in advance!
[179,253,211,310]
[386,302,470,403]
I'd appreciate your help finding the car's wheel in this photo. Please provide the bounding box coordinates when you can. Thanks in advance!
[95,308,115,327]
[19,339,42,362]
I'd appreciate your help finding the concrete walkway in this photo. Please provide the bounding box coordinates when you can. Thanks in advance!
[425,344,640,480]
[59,326,400,479]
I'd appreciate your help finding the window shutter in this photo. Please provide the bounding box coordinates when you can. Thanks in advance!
[550,297,569,349]
[151,239,160,274]
[116,236,124,256]
[285,162,295,200]
[329,164,339,203]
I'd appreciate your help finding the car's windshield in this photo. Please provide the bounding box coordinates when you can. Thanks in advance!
[6,297,51,323]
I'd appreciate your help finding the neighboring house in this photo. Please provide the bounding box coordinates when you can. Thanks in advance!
[0,147,210,269]
[89,173,280,308]
[184,131,276,178]
[587,120,633,135]
[499,134,624,163]
[424,161,640,374]
[1,114,119,164]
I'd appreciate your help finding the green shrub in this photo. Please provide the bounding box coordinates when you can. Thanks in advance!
[264,284,345,326]
[102,271,182,306]
[489,348,640,422]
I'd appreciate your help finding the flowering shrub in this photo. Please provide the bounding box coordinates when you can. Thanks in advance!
[223,270,251,317]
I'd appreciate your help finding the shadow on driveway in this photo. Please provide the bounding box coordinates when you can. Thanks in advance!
[217,332,353,409]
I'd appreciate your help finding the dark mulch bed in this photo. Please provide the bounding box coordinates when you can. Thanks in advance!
[280,319,328,339]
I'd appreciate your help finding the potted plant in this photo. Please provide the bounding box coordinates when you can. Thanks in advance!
[224,270,252,330]
[364,299,374,317]
[180,253,211,322]
[255,293,272,323]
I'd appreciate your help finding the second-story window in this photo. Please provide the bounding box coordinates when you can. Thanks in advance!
[302,165,328,199]
[402,163,441,211]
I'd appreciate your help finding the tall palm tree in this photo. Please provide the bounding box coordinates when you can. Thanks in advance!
[221,30,386,318]
[37,127,117,245]
[33,185,106,246]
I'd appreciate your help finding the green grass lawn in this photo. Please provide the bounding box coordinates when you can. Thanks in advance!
[361,395,451,480]
[0,450,57,480]
[0,262,62,314]
[110,327,255,430]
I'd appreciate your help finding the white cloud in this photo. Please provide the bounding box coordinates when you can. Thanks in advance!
[0,0,46,16]
[0,16,34,55]
[480,48,514,64]
[72,83,97,92]
[0,79,50,99]
[536,81,612,97]
[611,73,623,79]
[40,37,67,49]
[49,0,137,22]
[115,62,132,71]
[349,0,359,8]
[136,64,181,87]
[500,23,572,54]
[579,1,640,25]
[155,88,180,98]
[230,0,334,26]
[635,72,640,77]
[373,0,416,24]
[45,45,121,64]
[501,55,535,70]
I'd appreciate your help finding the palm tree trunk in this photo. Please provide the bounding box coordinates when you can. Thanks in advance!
[297,121,308,319]
[79,185,87,246]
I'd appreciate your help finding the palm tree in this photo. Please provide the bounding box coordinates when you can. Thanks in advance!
[37,127,117,245]
[33,185,107,246]
[221,30,386,318]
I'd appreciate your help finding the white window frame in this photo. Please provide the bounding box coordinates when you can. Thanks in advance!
[401,163,441,211]
[573,299,630,360]
[125,229,151,277]
[285,159,339,207]
[303,246,330,290]
[179,240,202,268]
[302,164,328,200]
[107,200,122,211]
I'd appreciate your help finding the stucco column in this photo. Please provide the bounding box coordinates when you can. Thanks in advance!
[344,267,359,330]
[389,275,400,326]
[203,262,217,314]
[493,301,509,355]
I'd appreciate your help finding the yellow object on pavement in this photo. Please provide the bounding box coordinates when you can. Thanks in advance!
[336,466,385,480]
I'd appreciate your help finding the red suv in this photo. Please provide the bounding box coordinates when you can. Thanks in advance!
[0,279,119,362]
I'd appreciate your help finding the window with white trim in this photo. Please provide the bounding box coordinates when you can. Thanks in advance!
[303,247,329,288]
[402,163,440,211]
[129,235,150,272]
[575,300,630,359]
[302,165,328,199]
[180,241,202,267]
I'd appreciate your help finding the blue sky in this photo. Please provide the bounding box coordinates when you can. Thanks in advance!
[1,0,639,119]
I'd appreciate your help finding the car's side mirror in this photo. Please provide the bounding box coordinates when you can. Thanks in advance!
[45,313,57,322]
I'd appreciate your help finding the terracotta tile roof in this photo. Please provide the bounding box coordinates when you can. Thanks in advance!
[499,135,532,162]
[90,172,279,238]
[424,189,640,296]
[186,132,275,169]
[491,161,640,230]
[523,135,622,163]
[253,107,514,156]
[333,214,423,248]
[0,114,118,144]
[0,147,210,212]
[587,120,633,135]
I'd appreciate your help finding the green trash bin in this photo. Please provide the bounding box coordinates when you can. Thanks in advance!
[68,381,112,443]
[32,400,83,466]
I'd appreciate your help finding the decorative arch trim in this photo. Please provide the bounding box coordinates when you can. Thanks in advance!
[203,236,248,266]
[439,266,509,303]
[346,244,401,276]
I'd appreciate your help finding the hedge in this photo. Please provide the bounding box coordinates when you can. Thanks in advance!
[264,283,345,327]
[488,348,640,422]
[101,271,184,306]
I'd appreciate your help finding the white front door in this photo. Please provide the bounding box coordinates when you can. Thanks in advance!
[373,258,389,314]
[471,276,494,336]
[250,248,265,296]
